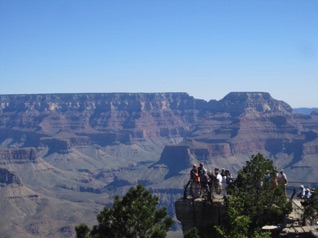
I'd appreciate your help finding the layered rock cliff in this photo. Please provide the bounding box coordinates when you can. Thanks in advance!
[0,92,317,237]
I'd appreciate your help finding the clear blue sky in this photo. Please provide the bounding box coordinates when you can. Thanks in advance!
[0,1,317,107]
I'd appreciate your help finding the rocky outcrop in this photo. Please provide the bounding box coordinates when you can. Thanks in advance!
[155,146,193,179]
[0,168,21,185]
[176,197,318,238]
[311,109,318,117]
[0,148,39,164]
[39,138,72,154]
[175,197,225,238]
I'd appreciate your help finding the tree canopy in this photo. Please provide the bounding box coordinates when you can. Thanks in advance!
[75,184,173,238]
[218,153,292,237]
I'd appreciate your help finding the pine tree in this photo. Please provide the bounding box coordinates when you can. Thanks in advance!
[218,153,292,236]
[75,184,173,238]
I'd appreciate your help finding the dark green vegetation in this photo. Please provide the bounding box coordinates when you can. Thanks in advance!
[216,153,292,238]
[184,227,200,238]
[303,188,318,226]
[75,184,173,238]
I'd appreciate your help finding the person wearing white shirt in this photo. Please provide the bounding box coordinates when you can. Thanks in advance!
[216,172,222,194]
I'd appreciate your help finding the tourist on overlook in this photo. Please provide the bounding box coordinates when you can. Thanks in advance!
[300,188,313,207]
[198,163,210,196]
[271,171,278,188]
[189,164,200,197]
[225,169,233,194]
[298,185,306,199]
[221,168,227,195]
[221,168,226,178]
[278,169,288,196]
[216,170,223,194]
[197,162,205,175]
[190,164,197,180]
[207,171,216,195]
[305,188,312,199]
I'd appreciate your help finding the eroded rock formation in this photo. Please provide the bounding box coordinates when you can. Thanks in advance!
[0,168,21,185]
[0,92,317,237]
[175,197,225,238]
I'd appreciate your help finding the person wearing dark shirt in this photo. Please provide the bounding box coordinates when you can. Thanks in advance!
[198,163,210,196]
[189,164,200,197]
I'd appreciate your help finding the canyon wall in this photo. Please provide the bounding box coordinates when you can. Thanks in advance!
[0,92,317,237]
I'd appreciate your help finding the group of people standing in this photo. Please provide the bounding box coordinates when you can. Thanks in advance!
[189,164,290,199]
[299,184,314,207]
[189,162,233,198]
[264,169,288,195]
[265,169,289,196]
